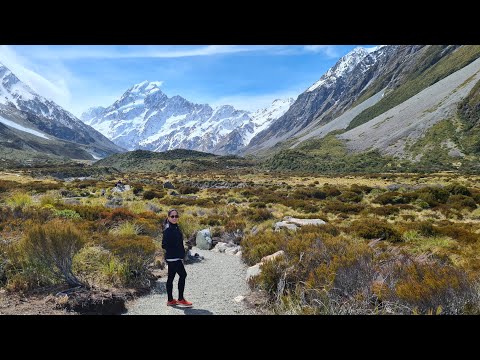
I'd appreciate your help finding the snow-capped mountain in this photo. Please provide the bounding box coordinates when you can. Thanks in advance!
[306,46,386,93]
[0,62,123,158]
[245,45,396,153]
[81,82,293,154]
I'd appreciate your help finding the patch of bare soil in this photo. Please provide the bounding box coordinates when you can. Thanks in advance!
[0,270,164,315]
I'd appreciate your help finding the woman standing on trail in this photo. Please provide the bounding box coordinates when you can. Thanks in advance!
[162,209,193,307]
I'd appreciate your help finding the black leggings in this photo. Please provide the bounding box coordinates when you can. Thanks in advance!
[166,260,187,301]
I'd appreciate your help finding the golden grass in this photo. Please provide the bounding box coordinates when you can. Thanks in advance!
[0,172,57,184]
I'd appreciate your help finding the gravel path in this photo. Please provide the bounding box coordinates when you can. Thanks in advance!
[125,246,257,315]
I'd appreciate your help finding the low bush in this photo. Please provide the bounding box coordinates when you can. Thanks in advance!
[21,219,85,287]
[6,192,32,209]
[143,190,165,200]
[241,229,287,266]
[72,246,127,287]
[373,191,414,205]
[248,208,274,222]
[322,200,365,214]
[348,218,402,242]
[337,191,363,203]
[448,195,477,211]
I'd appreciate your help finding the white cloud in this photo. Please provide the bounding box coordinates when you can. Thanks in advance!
[0,45,72,109]
[304,45,339,58]
[209,89,300,112]
[22,45,277,60]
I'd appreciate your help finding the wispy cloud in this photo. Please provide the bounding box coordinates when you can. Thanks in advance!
[304,45,340,58]
[19,45,280,61]
[0,45,73,109]
[17,45,345,61]
[208,89,301,112]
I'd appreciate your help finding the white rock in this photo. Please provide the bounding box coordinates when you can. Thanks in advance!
[283,216,326,226]
[261,250,285,263]
[246,264,262,280]
[225,246,240,255]
[274,221,298,231]
[196,228,212,250]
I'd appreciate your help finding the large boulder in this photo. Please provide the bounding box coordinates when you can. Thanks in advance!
[274,221,298,231]
[283,216,326,226]
[196,229,212,250]
[274,217,326,231]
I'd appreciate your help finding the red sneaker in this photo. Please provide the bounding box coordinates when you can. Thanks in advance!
[166,299,178,306]
[177,299,193,307]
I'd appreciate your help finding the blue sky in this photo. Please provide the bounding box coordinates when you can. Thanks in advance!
[0,45,376,117]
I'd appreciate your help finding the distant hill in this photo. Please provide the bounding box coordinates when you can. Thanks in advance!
[93,149,258,173]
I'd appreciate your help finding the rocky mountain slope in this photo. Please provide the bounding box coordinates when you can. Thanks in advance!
[0,62,124,161]
[258,45,480,173]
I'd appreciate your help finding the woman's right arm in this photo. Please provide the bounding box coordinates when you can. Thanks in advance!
[162,229,169,249]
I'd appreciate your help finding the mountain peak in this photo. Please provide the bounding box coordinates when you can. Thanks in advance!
[306,46,376,92]
[129,80,163,95]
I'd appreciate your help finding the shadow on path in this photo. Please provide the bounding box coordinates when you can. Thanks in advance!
[181,307,213,315]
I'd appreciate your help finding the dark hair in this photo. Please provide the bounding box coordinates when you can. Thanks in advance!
[163,209,179,230]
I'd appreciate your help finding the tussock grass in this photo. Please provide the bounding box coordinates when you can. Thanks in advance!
[7,192,33,209]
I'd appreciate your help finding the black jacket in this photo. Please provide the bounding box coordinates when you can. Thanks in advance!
[162,222,185,260]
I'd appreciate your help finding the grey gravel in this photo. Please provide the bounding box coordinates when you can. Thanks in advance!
[125,246,256,315]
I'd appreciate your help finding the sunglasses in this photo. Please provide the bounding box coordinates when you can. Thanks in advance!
[169,215,179,218]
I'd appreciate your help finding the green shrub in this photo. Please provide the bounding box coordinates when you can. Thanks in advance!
[413,187,450,205]
[248,208,274,222]
[436,223,479,244]
[444,183,472,196]
[143,190,165,200]
[293,188,326,200]
[7,192,32,209]
[349,219,402,242]
[373,191,414,205]
[40,194,61,207]
[178,215,202,240]
[448,195,477,211]
[249,202,267,208]
[394,262,476,314]
[224,219,247,233]
[21,219,85,286]
[177,185,200,195]
[53,209,81,219]
[322,185,341,198]
[101,234,156,286]
[350,184,373,194]
[415,221,439,237]
[242,229,286,266]
[337,191,363,203]
[200,215,224,227]
[362,205,400,217]
[322,200,365,214]
[72,246,127,287]
[111,221,140,236]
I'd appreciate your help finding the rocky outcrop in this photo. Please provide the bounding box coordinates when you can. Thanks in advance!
[274,216,326,231]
